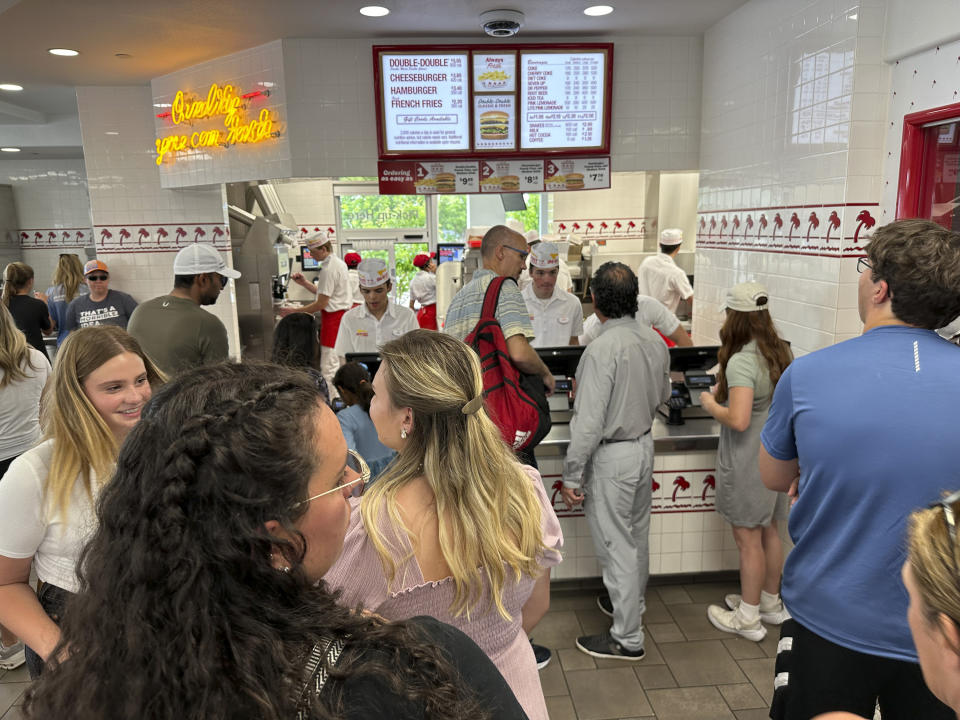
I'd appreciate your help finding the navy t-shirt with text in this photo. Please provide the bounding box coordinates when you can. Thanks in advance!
[65,290,138,331]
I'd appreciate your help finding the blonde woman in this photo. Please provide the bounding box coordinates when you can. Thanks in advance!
[45,253,89,347]
[0,326,163,677]
[324,330,562,720]
[0,304,50,670]
[2,262,53,361]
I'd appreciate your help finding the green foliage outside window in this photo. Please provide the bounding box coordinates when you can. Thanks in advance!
[505,193,541,234]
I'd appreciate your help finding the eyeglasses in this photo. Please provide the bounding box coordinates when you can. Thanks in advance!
[217,274,228,289]
[290,449,370,509]
[930,489,960,571]
[856,257,872,273]
[87,274,108,282]
[503,245,529,260]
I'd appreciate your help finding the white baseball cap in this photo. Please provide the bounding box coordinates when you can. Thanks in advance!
[357,258,390,288]
[529,241,560,269]
[660,228,683,246]
[173,244,241,279]
[724,282,769,313]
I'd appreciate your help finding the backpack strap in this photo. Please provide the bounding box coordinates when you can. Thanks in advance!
[480,276,508,321]
[293,636,346,719]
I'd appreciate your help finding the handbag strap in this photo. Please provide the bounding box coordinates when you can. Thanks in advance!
[294,636,346,719]
[480,275,507,321]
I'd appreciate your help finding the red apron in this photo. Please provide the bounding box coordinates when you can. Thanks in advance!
[654,327,677,348]
[320,308,347,348]
[416,303,438,331]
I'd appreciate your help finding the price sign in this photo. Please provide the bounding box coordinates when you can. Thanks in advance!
[543,157,610,191]
[378,161,478,194]
[478,160,545,193]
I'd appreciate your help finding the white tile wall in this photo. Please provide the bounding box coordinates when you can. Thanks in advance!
[692,0,888,353]
[0,159,91,229]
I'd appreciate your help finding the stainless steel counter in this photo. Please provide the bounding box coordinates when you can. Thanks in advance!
[536,416,721,456]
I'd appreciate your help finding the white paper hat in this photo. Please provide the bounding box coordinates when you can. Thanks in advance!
[305,231,331,249]
[524,229,540,245]
[529,241,561,269]
[357,258,390,288]
[505,218,525,235]
[173,243,241,278]
[660,228,683,246]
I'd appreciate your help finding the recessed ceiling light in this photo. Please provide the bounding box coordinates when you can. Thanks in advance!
[258,81,276,88]
[115,53,132,59]
[153,102,172,108]
[584,5,614,16]
[847,12,858,19]
[0,84,23,92]
[360,6,390,17]
[48,48,79,57]
[1,147,21,152]
[105,131,119,136]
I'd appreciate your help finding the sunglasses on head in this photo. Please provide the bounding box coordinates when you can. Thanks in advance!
[87,274,108,282]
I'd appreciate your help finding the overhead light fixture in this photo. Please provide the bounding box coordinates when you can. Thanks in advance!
[360,6,390,16]
[584,5,614,16]
[1,147,21,152]
[105,131,119,135]
[48,48,79,56]
[847,12,858,19]
[0,84,23,92]
[115,53,132,59]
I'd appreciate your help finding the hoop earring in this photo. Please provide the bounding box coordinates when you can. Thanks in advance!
[400,428,407,439]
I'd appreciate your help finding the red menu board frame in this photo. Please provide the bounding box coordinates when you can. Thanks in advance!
[373,43,613,160]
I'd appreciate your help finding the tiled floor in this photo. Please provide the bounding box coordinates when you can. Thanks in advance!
[533,578,778,720]
[0,578,776,720]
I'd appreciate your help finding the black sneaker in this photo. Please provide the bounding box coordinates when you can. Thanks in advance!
[530,639,552,669]
[575,632,645,661]
[597,594,614,618]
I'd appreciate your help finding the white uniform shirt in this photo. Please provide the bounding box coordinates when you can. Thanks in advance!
[347,269,363,306]
[522,282,584,348]
[316,254,353,313]
[0,439,100,593]
[637,253,693,313]
[334,301,420,357]
[0,347,50,460]
[409,270,437,306]
[518,256,574,294]
[580,295,680,345]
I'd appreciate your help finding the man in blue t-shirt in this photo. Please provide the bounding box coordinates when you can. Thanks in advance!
[759,219,960,720]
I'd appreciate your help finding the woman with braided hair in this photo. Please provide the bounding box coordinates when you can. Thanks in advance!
[0,325,162,677]
[22,362,527,720]
[324,330,563,720]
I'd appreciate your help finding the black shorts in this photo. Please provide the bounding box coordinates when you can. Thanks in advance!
[770,619,953,720]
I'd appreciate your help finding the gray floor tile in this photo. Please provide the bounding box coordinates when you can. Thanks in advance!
[733,709,771,720]
[656,586,693,605]
[0,668,27,684]
[576,607,613,636]
[539,656,570,697]
[758,626,782,658]
[532,610,583,649]
[546,694,578,720]
[634,664,677,689]
[565,668,653,720]
[717,683,766,710]
[722,637,767,660]
[559,647,596,671]
[668,602,734,641]
[551,592,606,612]
[643,599,674,624]
[660,640,748,687]
[737,658,776,705]
[682,582,741,604]
[0,684,27,718]
[646,686,736,720]
[1,706,26,720]
[647,622,686,644]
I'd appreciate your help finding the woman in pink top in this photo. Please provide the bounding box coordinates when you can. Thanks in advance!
[324,330,562,720]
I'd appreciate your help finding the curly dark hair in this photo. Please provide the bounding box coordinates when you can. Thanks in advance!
[272,311,320,367]
[23,362,490,720]
[590,261,639,319]
[866,219,960,329]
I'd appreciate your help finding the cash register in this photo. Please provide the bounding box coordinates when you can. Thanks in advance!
[659,345,720,425]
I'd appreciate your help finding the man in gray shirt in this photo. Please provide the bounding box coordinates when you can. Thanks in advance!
[65,259,138,332]
[562,262,671,661]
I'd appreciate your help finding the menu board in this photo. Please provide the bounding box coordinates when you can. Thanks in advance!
[378,161,479,194]
[479,159,545,193]
[374,44,611,159]
[521,52,606,151]
[379,52,470,153]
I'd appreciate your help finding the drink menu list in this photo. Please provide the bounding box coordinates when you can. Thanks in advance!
[376,44,610,157]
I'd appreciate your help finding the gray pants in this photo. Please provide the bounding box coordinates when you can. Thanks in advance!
[583,434,653,652]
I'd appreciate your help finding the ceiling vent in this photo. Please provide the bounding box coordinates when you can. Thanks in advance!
[480,9,525,37]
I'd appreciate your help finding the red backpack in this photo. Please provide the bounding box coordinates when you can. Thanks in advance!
[464,276,551,451]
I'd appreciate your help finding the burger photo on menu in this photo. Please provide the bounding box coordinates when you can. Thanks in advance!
[500,175,520,192]
[479,110,509,140]
[565,173,584,190]
[414,177,437,193]
[435,173,456,193]
[480,176,503,192]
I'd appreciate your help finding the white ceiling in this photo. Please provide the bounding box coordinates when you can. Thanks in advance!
[0,0,748,157]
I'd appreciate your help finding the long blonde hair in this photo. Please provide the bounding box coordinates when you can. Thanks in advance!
[2,261,33,306]
[907,500,960,626]
[42,326,164,517]
[361,330,548,620]
[53,253,85,303]
[0,303,42,388]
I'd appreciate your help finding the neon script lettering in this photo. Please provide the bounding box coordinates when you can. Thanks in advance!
[170,84,244,126]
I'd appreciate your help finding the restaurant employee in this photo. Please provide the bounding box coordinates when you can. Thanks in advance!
[283,232,352,392]
[334,258,418,362]
[637,228,694,314]
[522,242,583,347]
[408,252,438,330]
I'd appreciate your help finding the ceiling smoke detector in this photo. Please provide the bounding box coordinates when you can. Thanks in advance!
[480,9,525,37]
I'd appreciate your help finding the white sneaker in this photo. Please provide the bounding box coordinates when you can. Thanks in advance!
[707,604,767,642]
[725,593,792,625]
[0,639,25,670]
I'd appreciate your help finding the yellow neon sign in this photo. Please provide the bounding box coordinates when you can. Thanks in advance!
[154,83,280,165]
